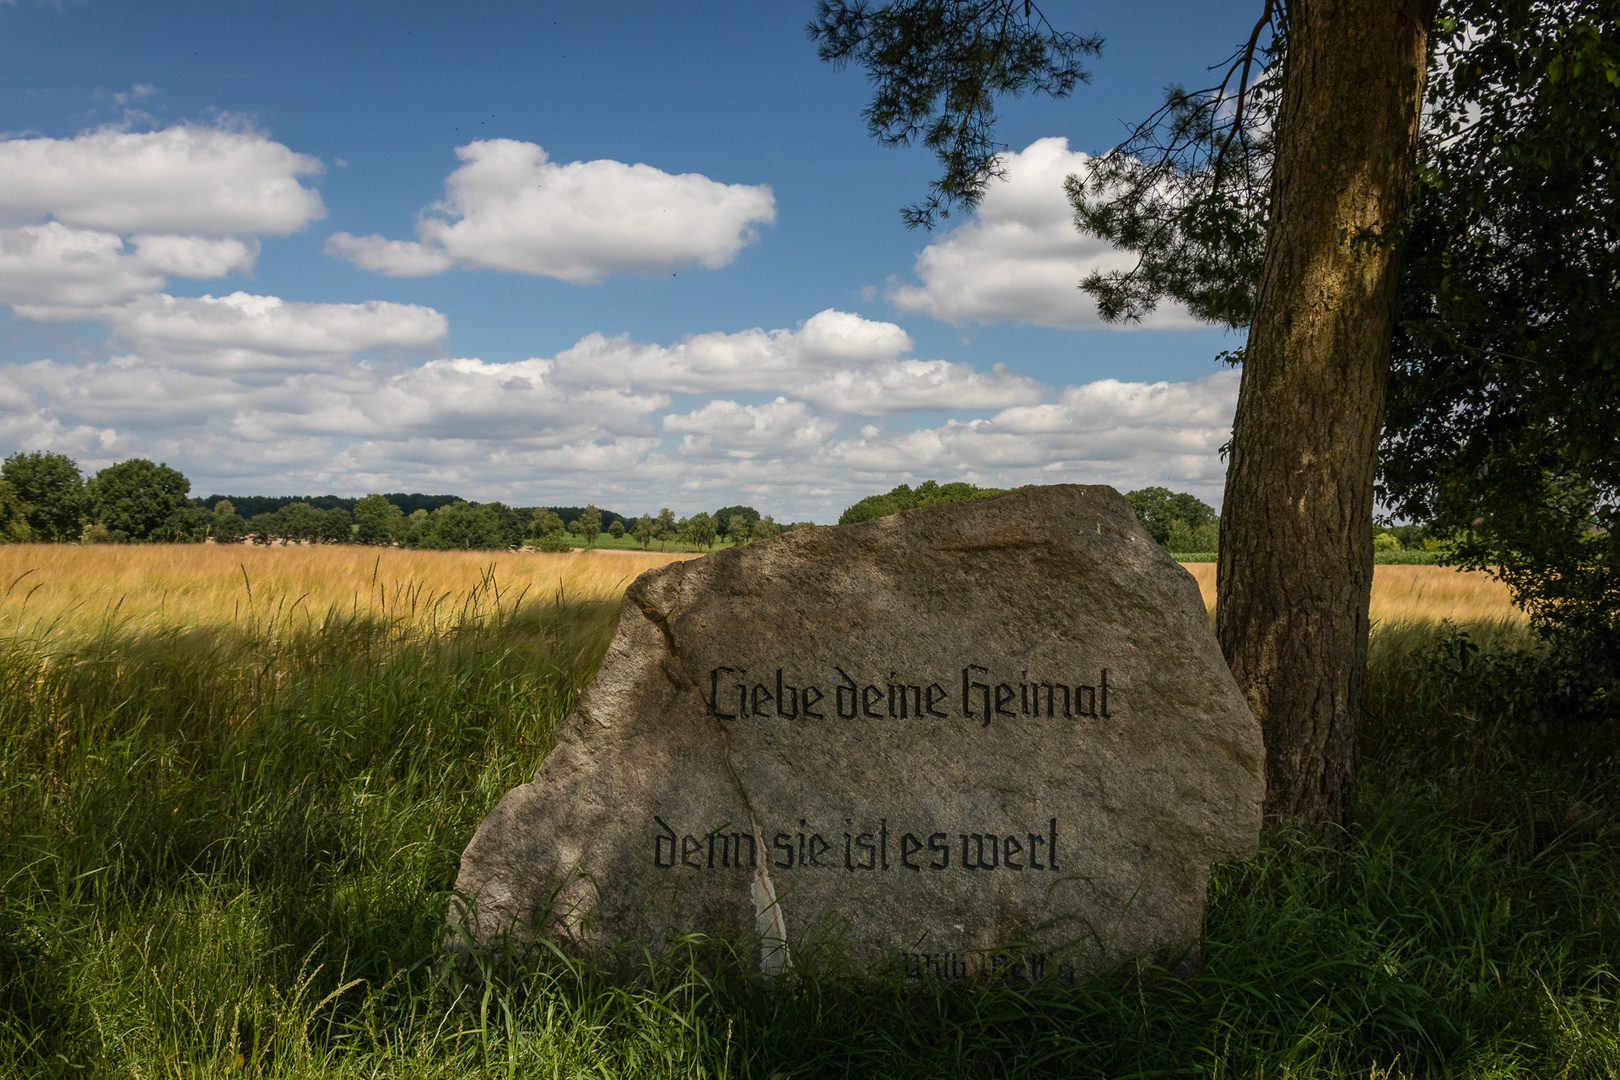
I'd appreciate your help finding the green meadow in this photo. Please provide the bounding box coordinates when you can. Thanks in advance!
[1,550,1616,1078]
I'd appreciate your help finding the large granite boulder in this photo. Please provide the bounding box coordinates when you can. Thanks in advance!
[452,484,1262,979]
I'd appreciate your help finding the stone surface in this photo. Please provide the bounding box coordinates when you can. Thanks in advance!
[452,485,1263,979]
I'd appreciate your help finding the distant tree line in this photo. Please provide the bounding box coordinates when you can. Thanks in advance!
[5,448,1435,560]
[838,481,1007,525]
[0,450,812,551]
[837,480,1221,552]
[198,493,466,519]
[837,481,1438,559]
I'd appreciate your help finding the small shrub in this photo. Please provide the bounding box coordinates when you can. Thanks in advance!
[533,531,573,553]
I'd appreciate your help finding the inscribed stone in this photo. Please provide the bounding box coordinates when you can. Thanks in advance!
[452,484,1263,978]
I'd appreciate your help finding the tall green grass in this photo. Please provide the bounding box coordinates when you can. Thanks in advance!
[2,601,1617,1078]
[1174,552,1453,564]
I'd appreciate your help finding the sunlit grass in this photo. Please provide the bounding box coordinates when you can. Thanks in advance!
[1181,561,1520,624]
[0,542,698,638]
[0,545,1518,640]
[2,546,1613,1077]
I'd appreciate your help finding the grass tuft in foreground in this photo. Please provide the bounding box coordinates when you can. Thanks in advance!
[1,567,1616,1077]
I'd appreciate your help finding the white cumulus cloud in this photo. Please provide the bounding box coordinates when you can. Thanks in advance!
[326,139,775,282]
[554,309,913,394]
[887,137,1198,330]
[130,234,259,278]
[0,123,330,323]
[665,398,839,458]
[827,370,1239,498]
[0,226,264,319]
[0,224,169,317]
[322,233,453,277]
[0,124,325,235]
[793,359,1043,415]
[101,292,449,374]
[344,357,666,441]
[551,307,1041,414]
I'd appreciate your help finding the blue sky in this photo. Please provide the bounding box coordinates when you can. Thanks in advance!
[0,0,1253,520]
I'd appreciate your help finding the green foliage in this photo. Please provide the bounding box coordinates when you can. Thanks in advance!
[0,481,35,543]
[808,0,1103,228]
[88,458,204,543]
[242,501,354,545]
[607,520,625,539]
[3,609,1619,1076]
[529,508,564,538]
[532,530,572,552]
[1360,618,1620,772]
[210,500,249,545]
[194,492,390,520]
[547,505,629,533]
[353,494,405,545]
[578,504,602,549]
[631,513,655,549]
[1381,0,1620,729]
[281,502,328,542]
[679,511,717,550]
[1,451,86,542]
[712,504,759,539]
[1386,523,1430,550]
[398,508,429,547]
[1124,487,1217,547]
[409,501,518,551]
[1165,517,1219,554]
[752,515,781,542]
[377,492,462,517]
[1066,9,1281,329]
[839,480,1005,525]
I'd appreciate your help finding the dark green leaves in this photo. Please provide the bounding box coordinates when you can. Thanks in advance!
[1381,0,1620,727]
[1382,3,1620,584]
[1,451,87,543]
[87,458,204,543]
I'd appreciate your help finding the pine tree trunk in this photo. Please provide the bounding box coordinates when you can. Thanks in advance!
[1216,0,1436,837]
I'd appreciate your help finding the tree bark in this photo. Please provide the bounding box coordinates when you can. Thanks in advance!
[1216,0,1436,837]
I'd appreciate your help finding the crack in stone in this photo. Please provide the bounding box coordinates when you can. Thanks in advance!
[632,565,790,974]
[713,685,793,975]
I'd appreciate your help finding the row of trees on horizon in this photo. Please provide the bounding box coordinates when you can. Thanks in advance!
[0,450,817,551]
[838,480,1435,555]
[1,449,1442,557]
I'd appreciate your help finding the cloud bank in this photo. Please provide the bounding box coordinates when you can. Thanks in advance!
[1,306,1237,519]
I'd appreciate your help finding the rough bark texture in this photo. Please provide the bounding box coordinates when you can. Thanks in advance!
[1216,0,1435,835]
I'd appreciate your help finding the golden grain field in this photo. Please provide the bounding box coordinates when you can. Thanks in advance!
[0,543,1519,639]
[1179,561,1519,624]
[0,543,700,637]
